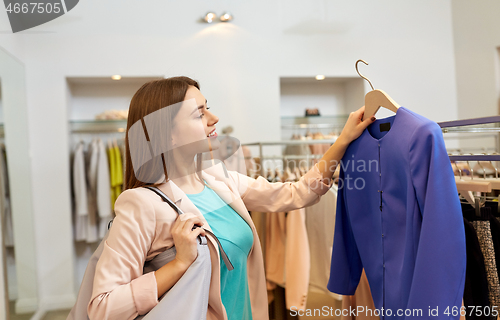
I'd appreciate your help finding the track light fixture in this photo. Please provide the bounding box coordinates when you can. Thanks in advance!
[203,11,234,23]
[204,12,217,23]
[219,12,233,22]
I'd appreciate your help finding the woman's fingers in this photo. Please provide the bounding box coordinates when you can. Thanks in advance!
[339,106,376,144]
[359,112,376,130]
[191,226,206,239]
[175,213,204,235]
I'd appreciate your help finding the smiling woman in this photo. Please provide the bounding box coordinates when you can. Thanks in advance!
[79,76,374,320]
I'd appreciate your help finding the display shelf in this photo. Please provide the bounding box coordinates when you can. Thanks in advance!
[439,115,500,133]
[70,119,127,133]
[280,115,349,120]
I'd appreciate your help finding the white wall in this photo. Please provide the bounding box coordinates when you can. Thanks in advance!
[0,0,459,312]
[280,79,355,117]
[451,1,500,151]
[452,0,500,119]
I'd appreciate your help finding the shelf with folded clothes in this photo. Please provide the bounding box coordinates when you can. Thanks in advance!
[70,119,128,134]
[242,139,338,179]
[281,115,348,142]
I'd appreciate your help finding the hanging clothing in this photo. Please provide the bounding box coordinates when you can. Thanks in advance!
[462,215,490,320]
[108,144,120,210]
[0,144,13,247]
[96,139,112,239]
[341,270,379,320]
[305,185,340,300]
[187,185,254,320]
[265,212,286,287]
[85,139,99,243]
[265,208,311,311]
[283,138,311,172]
[114,144,123,197]
[285,208,310,310]
[328,107,466,319]
[73,141,89,241]
[462,205,500,316]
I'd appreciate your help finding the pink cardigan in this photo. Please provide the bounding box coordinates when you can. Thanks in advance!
[88,162,332,320]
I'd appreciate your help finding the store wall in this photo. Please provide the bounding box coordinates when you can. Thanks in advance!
[450,1,500,151]
[0,0,458,312]
[452,0,500,119]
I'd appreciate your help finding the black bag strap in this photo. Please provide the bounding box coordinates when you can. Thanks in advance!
[144,186,234,271]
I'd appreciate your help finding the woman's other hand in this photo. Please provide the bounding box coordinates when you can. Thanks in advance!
[171,213,206,269]
[337,106,376,145]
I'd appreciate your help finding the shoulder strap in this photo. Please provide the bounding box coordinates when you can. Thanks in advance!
[144,185,234,271]
[144,186,184,215]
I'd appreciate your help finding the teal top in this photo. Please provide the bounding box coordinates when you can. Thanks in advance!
[186,185,254,320]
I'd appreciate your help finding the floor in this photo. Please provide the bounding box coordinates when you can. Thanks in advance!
[8,293,341,320]
[8,301,70,320]
[39,310,70,320]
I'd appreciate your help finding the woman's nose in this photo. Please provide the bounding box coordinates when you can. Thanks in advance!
[207,110,219,126]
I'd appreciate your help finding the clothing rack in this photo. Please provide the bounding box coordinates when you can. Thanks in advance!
[438,115,500,161]
[281,123,343,129]
[242,139,335,176]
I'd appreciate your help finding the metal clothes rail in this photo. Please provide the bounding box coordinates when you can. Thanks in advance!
[242,139,335,176]
[438,115,500,162]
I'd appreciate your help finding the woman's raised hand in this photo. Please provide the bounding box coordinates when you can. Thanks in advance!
[338,106,376,144]
[171,212,206,269]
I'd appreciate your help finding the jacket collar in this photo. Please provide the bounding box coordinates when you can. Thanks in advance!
[155,162,254,233]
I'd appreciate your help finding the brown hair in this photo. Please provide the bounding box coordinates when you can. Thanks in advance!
[124,76,200,190]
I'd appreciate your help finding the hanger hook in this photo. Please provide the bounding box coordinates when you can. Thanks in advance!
[355,59,375,91]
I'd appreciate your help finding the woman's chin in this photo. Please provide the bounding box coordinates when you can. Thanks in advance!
[207,137,220,150]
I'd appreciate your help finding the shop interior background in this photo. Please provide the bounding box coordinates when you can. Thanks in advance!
[0,0,499,319]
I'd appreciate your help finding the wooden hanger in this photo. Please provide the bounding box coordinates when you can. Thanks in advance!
[356,60,401,121]
[454,160,494,206]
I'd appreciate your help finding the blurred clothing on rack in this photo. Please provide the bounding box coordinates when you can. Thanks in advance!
[265,208,310,311]
[462,204,500,318]
[306,184,341,300]
[73,141,91,242]
[462,216,490,320]
[0,144,13,247]
[341,270,378,320]
[96,139,113,239]
[108,141,123,210]
[71,138,118,242]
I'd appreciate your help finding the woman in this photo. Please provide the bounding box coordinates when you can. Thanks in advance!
[88,76,376,320]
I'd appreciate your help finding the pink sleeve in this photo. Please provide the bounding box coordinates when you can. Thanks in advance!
[233,163,333,213]
[88,189,159,320]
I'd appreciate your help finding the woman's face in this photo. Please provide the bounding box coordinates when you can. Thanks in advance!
[170,85,220,155]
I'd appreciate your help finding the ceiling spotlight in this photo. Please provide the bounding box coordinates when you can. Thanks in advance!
[204,12,217,23]
[111,75,122,80]
[315,75,325,80]
[220,12,233,22]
